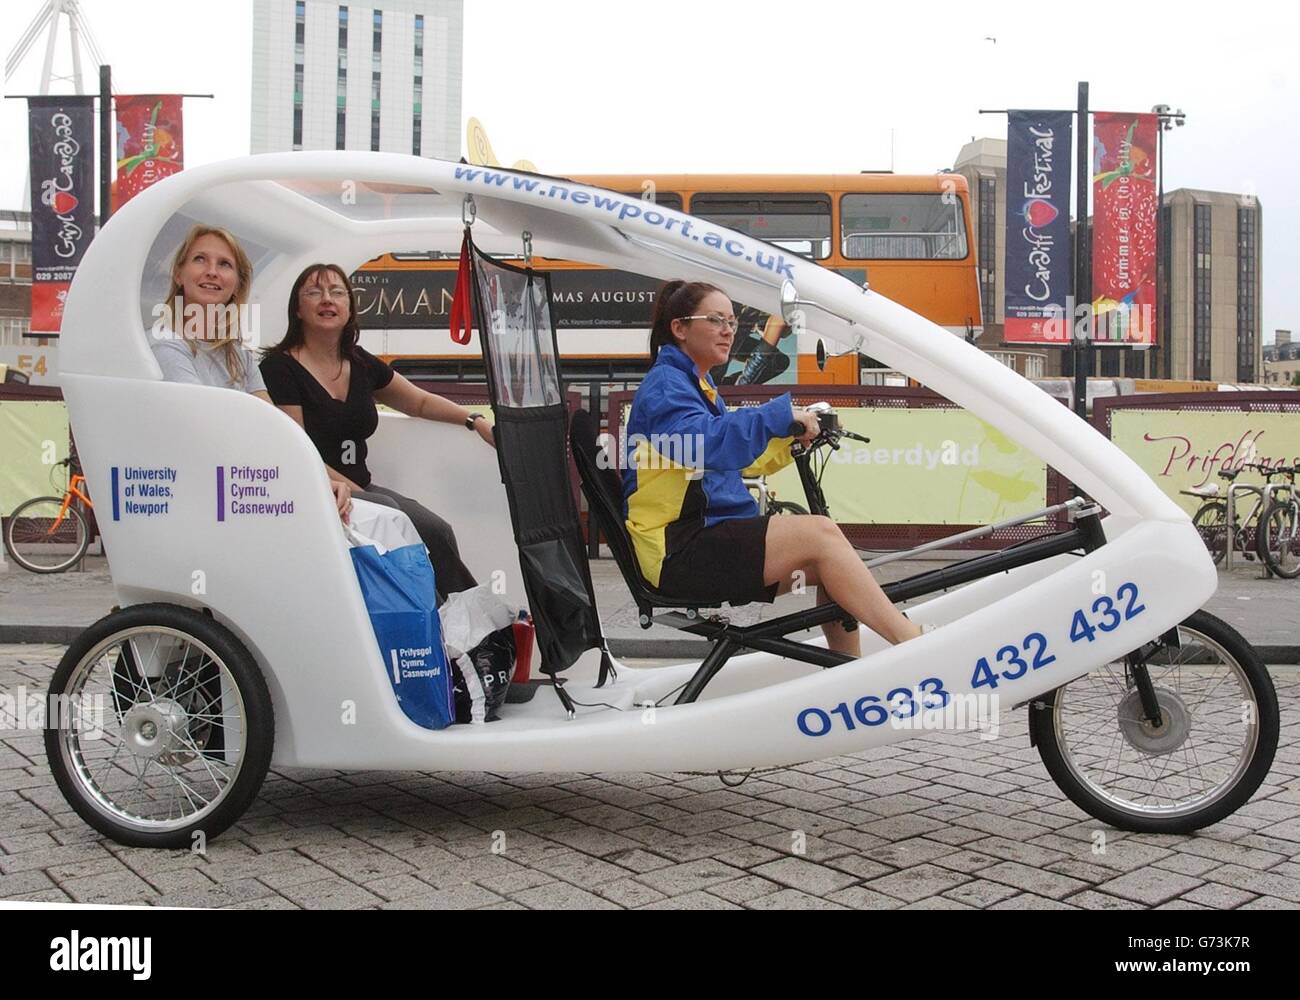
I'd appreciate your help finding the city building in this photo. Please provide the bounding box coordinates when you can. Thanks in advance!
[0,209,60,385]
[0,211,32,348]
[1264,331,1300,386]
[955,140,1264,384]
[949,138,1048,377]
[250,0,463,159]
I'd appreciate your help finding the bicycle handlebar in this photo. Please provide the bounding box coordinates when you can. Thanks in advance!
[1218,462,1297,480]
[790,409,871,458]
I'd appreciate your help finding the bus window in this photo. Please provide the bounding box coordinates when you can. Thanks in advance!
[841,193,968,260]
[620,191,683,211]
[689,193,831,260]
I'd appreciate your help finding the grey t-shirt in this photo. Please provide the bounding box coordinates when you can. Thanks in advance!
[152,337,267,395]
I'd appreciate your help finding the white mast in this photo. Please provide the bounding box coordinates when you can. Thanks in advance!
[5,0,111,209]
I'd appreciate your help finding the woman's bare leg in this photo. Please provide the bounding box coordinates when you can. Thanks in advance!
[765,515,920,646]
[773,564,861,656]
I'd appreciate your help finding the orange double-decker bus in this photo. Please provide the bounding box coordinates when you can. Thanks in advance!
[352,172,981,385]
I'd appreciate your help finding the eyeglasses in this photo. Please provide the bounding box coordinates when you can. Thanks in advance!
[302,286,350,301]
[682,313,739,333]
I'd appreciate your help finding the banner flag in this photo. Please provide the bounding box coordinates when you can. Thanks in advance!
[1003,111,1074,345]
[114,94,184,208]
[28,97,96,335]
[1092,112,1158,345]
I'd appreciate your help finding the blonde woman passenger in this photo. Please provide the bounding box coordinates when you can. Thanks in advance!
[149,224,353,522]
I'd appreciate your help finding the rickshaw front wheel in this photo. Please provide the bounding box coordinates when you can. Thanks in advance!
[1030,611,1278,834]
[44,603,274,850]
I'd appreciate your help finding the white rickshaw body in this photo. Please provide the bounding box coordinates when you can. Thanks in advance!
[57,152,1216,774]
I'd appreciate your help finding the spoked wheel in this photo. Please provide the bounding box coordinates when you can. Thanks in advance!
[1256,500,1300,579]
[1191,502,1227,566]
[3,496,89,573]
[44,603,274,848]
[1030,610,1278,834]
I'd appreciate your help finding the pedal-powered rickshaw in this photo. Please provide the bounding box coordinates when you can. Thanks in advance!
[45,153,1279,848]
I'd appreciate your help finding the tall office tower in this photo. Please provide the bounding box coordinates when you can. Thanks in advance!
[251,0,463,160]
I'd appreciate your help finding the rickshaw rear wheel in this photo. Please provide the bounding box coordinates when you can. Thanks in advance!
[1030,610,1278,834]
[44,603,274,849]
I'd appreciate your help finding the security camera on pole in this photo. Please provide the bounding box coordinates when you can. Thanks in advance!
[1151,104,1187,381]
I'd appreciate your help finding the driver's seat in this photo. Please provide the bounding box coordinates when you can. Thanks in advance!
[569,408,722,628]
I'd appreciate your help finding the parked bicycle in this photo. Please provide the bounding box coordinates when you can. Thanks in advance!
[745,402,866,519]
[1188,462,1299,578]
[1255,465,1300,579]
[1187,463,1269,567]
[745,477,809,516]
[3,457,94,573]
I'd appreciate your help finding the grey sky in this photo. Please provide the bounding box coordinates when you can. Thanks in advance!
[3,0,1296,340]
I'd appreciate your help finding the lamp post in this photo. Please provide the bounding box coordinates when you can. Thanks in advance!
[1152,104,1186,379]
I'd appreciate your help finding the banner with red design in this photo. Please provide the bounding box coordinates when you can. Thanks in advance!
[114,95,184,209]
[28,97,96,335]
[1092,112,1158,345]
[1003,110,1073,345]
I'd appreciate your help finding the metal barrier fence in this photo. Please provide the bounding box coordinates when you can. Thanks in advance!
[603,383,1071,554]
[15,377,1298,562]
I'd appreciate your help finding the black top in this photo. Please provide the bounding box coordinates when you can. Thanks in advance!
[259,347,395,489]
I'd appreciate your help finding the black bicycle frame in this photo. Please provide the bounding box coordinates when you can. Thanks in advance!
[672,504,1109,704]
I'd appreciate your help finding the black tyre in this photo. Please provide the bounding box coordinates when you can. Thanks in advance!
[1191,502,1227,565]
[1256,499,1300,579]
[768,500,808,516]
[44,603,274,849]
[1030,610,1279,834]
[3,496,89,573]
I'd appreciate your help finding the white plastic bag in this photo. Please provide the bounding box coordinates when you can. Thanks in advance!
[439,584,520,659]
[343,498,423,555]
[439,585,522,724]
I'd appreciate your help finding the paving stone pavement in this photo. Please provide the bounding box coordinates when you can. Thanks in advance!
[2,644,1297,910]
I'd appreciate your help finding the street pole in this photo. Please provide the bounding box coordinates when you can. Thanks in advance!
[98,64,111,228]
[1152,106,1186,378]
[1157,117,1166,379]
[1074,82,1090,421]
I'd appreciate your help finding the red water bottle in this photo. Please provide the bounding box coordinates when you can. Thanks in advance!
[512,612,534,683]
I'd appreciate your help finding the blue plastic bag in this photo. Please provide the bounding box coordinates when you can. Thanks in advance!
[350,539,455,730]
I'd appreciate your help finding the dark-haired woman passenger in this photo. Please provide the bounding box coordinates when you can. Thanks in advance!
[260,263,490,596]
[622,280,923,656]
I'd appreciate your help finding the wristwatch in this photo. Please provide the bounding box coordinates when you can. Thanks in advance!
[465,412,484,430]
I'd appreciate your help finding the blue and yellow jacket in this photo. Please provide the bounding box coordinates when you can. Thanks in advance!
[621,343,796,586]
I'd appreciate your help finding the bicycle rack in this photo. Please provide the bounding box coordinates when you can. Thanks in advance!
[1226,479,1291,578]
[1256,481,1294,579]
[1224,482,1264,576]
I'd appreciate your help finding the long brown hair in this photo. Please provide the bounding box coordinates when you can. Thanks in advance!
[648,280,723,361]
[263,263,362,363]
[162,224,253,386]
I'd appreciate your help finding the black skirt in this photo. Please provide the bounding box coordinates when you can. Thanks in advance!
[658,515,779,606]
